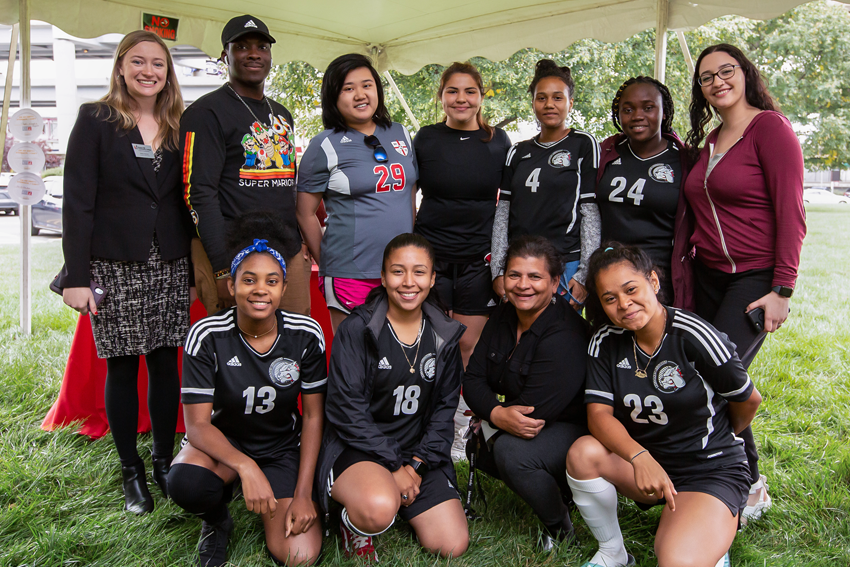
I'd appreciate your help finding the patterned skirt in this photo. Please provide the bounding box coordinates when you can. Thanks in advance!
[89,235,190,358]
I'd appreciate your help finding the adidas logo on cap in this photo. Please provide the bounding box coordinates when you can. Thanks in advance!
[227,356,242,367]
[244,20,257,28]
[616,358,631,369]
[378,357,392,370]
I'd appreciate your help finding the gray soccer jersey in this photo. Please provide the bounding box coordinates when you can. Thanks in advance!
[297,123,418,279]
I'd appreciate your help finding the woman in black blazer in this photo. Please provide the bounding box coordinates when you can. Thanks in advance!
[62,30,192,515]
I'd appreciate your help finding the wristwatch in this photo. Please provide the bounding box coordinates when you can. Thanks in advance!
[409,459,428,477]
[772,285,794,298]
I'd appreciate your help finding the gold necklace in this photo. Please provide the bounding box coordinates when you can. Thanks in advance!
[392,318,424,374]
[633,310,667,378]
[238,319,277,339]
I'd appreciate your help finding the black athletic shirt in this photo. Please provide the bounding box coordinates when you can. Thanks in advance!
[181,308,327,460]
[501,130,599,261]
[181,86,298,273]
[586,307,753,473]
[596,139,681,275]
[414,124,511,261]
[371,318,437,457]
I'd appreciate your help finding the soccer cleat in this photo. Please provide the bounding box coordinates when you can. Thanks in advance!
[197,509,233,567]
[580,554,636,567]
[340,521,379,562]
[742,474,772,524]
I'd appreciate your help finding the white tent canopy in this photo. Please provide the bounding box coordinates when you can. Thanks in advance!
[2,0,809,74]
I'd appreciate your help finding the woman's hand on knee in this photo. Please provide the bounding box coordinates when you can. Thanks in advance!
[63,287,97,315]
[490,405,545,439]
[284,495,318,537]
[631,452,677,511]
[392,466,420,505]
[239,461,277,517]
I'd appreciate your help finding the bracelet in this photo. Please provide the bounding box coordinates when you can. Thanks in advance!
[630,449,648,464]
[214,269,230,280]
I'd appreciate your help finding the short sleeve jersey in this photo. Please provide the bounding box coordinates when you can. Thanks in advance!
[585,307,753,473]
[297,123,418,279]
[181,86,299,272]
[370,319,437,457]
[501,130,599,261]
[181,308,327,460]
[413,124,511,261]
[596,139,682,275]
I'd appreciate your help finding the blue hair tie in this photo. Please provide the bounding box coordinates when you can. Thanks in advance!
[604,247,614,252]
[230,239,287,279]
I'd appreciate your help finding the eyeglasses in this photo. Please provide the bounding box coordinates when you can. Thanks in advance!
[364,135,388,163]
[697,65,741,87]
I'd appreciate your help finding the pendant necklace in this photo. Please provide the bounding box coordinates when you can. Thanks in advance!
[632,310,667,378]
[391,317,425,374]
[227,83,274,126]
[238,319,277,339]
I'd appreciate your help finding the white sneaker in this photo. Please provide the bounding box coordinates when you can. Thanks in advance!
[742,474,772,523]
[340,521,378,562]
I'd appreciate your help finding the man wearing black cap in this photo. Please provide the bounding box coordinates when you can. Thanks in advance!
[181,14,311,318]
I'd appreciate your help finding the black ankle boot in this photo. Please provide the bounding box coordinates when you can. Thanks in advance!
[539,514,575,552]
[121,461,154,515]
[151,454,173,498]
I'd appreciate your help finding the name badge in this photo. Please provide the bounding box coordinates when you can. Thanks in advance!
[132,144,156,159]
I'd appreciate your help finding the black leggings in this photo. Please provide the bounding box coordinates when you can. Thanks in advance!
[475,421,588,528]
[104,346,180,466]
[694,262,774,484]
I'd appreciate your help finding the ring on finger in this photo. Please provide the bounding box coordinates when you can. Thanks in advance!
[402,494,409,500]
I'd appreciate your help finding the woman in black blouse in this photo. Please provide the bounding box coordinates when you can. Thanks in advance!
[463,235,589,550]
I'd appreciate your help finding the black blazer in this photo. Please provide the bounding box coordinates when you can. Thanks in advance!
[62,103,193,288]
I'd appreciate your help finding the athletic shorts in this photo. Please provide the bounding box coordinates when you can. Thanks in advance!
[433,257,498,316]
[328,447,461,521]
[181,435,312,501]
[320,277,381,315]
[635,462,750,516]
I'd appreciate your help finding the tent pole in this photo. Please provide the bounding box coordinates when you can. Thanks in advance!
[676,31,695,76]
[654,0,669,83]
[383,71,420,132]
[0,24,19,153]
[19,0,32,335]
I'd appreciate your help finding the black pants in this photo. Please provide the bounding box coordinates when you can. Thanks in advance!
[694,262,773,484]
[474,421,588,527]
[105,347,180,466]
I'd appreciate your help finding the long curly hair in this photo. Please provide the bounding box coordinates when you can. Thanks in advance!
[611,76,674,135]
[685,44,778,162]
[438,62,494,142]
[98,30,183,150]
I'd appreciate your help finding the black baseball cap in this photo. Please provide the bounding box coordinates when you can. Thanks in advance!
[221,15,276,47]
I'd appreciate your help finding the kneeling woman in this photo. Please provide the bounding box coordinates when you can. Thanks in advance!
[567,243,762,567]
[463,235,590,549]
[317,234,469,561]
[168,215,326,567]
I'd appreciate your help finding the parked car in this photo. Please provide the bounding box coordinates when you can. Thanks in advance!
[0,173,19,215]
[803,188,850,205]
[31,176,63,235]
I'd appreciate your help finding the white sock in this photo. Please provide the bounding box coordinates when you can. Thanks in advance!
[567,474,629,567]
[341,507,394,537]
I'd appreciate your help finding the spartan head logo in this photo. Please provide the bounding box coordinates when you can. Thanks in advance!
[653,361,686,394]
[419,353,436,382]
[268,358,300,387]
[648,163,675,183]
[548,150,571,168]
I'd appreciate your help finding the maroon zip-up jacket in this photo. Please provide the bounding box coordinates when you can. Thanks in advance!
[683,111,806,289]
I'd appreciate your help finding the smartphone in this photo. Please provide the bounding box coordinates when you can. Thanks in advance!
[746,307,765,332]
[49,276,108,308]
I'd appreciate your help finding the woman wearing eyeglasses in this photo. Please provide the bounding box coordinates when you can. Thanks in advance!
[297,54,418,332]
[683,43,805,521]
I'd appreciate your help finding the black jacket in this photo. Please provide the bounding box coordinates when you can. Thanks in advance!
[62,103,193,287]
[463,294,589,427]
[316,294,465,513]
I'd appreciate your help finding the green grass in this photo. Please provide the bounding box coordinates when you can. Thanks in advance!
[1,207,849,566]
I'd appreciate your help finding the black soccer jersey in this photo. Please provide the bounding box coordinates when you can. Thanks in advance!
[596,139,681,275]
[370,319,437,457]
[585,307,753,472]
[501,130,599,261]
[414,124,511,261]
[181,308,327,460]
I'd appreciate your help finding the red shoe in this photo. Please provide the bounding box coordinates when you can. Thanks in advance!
[340,521,378,562]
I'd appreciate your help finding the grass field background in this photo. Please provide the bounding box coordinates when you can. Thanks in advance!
[0,206,848,566]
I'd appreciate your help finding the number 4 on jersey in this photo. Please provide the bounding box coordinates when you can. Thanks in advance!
[609,177,645,205]
[525,168,541,193]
